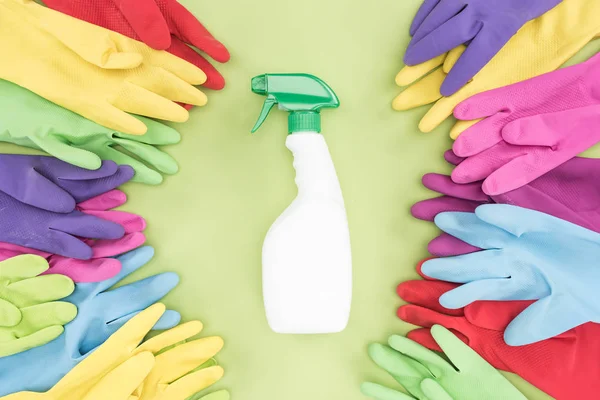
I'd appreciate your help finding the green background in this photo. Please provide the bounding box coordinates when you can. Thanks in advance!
[6,1,600,398]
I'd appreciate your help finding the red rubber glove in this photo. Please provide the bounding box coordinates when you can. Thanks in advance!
[42,0,230,91]
[395,261,599,400]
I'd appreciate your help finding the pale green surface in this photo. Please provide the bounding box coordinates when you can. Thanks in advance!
[4,1,600,399]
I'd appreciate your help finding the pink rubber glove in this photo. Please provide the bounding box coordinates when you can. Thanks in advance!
[450,53,600,195]
[0,190,146,282]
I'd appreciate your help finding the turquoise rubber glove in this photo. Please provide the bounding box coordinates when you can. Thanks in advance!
[361,325,526,400]
[422,204,600,346]
[0,255,76,357]
[0,246,180,395]
[0,80,180,185]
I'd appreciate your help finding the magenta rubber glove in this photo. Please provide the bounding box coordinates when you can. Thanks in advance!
[450,53,600,195]
[406,0,562,96]
[0,190,146,282]
[0,155,133,213]
[413,151,600,256]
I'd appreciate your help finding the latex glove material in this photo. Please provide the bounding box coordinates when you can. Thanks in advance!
[398,269,600,400]
[0,190,147,283]
[0,154,132,213]
[0,256,76,357]
[412,151,600,257]
[393,0,600,133]
[361,325,526,400]
[0,246,181,395]
[1,304,224,400]
[0,80,180,185]
[422,204,600,346]
[0,0,207,136]
[43,0,230,90]
[405,0,561,96]
[262,134,352,334]
[452,52,600,146]
[0,191,125,260]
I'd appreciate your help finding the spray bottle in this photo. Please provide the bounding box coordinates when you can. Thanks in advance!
[251,73,352,334]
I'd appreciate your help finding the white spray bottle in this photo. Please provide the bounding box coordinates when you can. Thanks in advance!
[251,73,352,334]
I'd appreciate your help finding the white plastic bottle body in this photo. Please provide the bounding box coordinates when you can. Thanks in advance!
[262,132,352,334]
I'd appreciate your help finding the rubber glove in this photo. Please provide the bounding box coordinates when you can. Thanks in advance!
[412,151,600,241]
[1,304,224,400]
[361,325,526,400]
[0,190,147,283]
[0,256,76,357]
[421,204,600,346]
[398,269,600,400]
[0,190,126,259]
[405,0,561,96]
[0,80,180,185]
[0,246,181,396]
[0,154,132,213]
[393,0,600,133]
[0,0,207,136]
[42,0,230,91]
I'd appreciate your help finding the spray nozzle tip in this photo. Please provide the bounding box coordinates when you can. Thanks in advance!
[251,75,267,95]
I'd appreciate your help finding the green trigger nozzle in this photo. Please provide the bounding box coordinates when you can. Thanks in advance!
[250,73,340,134]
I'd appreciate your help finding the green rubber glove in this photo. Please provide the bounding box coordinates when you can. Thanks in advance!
[361,325,527,400]
[0,80,181,185]
[0,255,77,357]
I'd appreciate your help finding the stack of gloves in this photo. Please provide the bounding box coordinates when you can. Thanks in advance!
[0,0,229,398]
[364,1,600,399]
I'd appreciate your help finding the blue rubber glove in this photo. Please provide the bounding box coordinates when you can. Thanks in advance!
[0,246,180,395]
[421,204,600,346]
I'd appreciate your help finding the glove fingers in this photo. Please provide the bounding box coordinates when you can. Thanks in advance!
[422,173,487,201]
[411,196,481,222]
[166,0,230,63]
[441,26,515,96]
[162,366,224,400]
[395,54,446,86]
[112,82,190,123]
[409,0,441,35]
[153,337,224,383]
[100,272,179,324]
[106,309,181,333]
[137,321,203,354]
[406,328,442,352]
[439,278,524,309]
[397,279,463,315]
[0,298,22,327]
[87,232,146,258]
[453,86,518,120]
[393,68,444,111]
[47,257,122,283]
[83,209,146,234]
[55,165,134,205]
[7,274,74,307]
[115,117,182,145]
[421,378,454,400]
[398,305,472,337]
[113,137,179,175]
[367,342,434,386]
[6,302,76,338]
[406,8,480,66]
[84,352,155,400]
[77,190,127,212]
[168,38,226,90]
[451,143,523,184]
[433,211,513,249]
[408,0,467,46]
[50,212,125,240]
[114,0,171,49]
[91,145,165,185]
[504,297,588,346]
[86,101,148,136]
[419,92,460,133]
[0,325,65,357]
[428,233,481,257]
[361,382,414,400]
[443,150,464,166]
[452,114,507,157]
[449,118,480,140]
[387,334,454,375]
[0,255,49,279]
[421,252,511,287]
[465,300,533,331]
[28,135,104,172]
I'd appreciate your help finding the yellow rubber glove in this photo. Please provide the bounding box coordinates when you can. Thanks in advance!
[0,0,207,136]
[393,0,600,135]
[1,304,225,400]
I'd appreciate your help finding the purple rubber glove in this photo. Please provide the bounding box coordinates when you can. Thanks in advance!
[0,155,134,213]
[405,0,562,96]
[413,150,600,256]
[0,190,125,260]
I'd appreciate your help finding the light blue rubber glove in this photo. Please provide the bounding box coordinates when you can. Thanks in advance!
[0,246,180,395]
[421,204,600,346]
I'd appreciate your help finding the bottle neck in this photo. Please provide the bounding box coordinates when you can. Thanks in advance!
[288,111,321,134]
